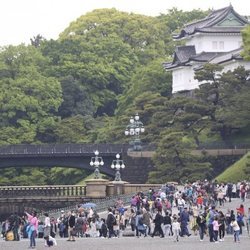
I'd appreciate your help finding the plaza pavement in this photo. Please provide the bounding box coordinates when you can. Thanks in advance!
[1,197,250,250]
[1,234,250,250]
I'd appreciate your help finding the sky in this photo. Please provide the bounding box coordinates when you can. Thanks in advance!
[0,0,249,46]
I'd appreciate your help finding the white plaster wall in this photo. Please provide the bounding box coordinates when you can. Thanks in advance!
[185,33,242,53]
[222,60,250,72]
[172,67,199,93]
[172,61,250,93]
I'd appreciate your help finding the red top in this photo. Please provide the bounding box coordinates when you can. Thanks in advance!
[237,206,245,216]
[197,196,203,205]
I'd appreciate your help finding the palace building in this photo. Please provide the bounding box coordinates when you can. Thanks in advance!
[163,5,250,94]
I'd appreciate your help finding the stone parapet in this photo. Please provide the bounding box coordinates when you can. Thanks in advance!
[85,179,109,198]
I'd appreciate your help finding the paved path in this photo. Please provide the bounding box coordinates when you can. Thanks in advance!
[1,198,250,250]
[1,235,250,250]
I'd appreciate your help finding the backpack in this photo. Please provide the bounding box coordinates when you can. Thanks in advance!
[138,216,143,225]
[111,215,117,225]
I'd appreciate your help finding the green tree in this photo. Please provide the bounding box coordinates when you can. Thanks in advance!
[54,115,94,143]
[195,64,250,140]
[242,25,250,60]
[58,76,95,118]
[149,131,212,183]
[0,45,62,144]
[116,58,172,115]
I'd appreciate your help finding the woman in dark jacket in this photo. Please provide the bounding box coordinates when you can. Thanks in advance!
[218,211,226,241]
[196,212,207,241]
[106,207,116,238]
[151,210,164,238]
[67,211,76,242]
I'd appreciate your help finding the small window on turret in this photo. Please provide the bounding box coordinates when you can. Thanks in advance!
[219,41,224,50]
[212,41,217,50]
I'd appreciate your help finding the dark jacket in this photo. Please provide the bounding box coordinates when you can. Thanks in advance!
[180,210,190,225]
[196,215,206,227]
[106,212,115,227]
[68,215,76,228]
[154,213,163,226]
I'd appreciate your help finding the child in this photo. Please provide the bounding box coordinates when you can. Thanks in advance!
[212,216,220,243]
[230,218,240,243]
[44,235,57,247]
[172,215,180,242]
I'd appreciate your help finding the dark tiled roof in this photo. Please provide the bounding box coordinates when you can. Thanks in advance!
[196,26,244,33]
[162,61,179,70]
[163,48,242,70]
[190,52,220,62]
[209,47,243,64]
[175,46,196,63]
[174,5,249,39]
[163,45,196,70]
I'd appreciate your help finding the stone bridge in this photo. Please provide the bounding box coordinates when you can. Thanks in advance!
[0,144,155,184]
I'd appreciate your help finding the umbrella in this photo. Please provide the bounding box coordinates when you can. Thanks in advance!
[81,202,97,209]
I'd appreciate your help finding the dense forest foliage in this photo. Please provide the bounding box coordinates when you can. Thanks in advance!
[0,8,249,185]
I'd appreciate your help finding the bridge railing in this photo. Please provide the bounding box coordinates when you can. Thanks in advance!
[42,191,149,220]
[1,143,249,155]
[197,142,250,150]
[0,144,127,155]
[0,185,86,198]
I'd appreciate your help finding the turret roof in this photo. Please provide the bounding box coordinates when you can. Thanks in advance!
[173,5,249,39]
[163,47,243,70]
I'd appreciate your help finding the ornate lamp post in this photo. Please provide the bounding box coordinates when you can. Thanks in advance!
[124,113,145,151]
[111,153,125,181]
[89,150,104,179]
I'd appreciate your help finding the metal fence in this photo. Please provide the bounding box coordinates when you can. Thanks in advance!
[197,142,250,150]
[41,192,135,220]
[0,144,127,155]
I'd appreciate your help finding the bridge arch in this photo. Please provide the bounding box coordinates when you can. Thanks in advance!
[0,144,129,177]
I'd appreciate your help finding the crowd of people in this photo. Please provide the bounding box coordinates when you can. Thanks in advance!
[1,180,250,248]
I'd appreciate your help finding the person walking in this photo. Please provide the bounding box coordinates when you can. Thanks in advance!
[230,217,240,243]
[207,206,217,242]
[151,210,164,238]
[106,207,116,238]
[10,212,21,241]
[67,211,76,242]
[212,217,220,243]
[172,215,181,242]
[43,213,51,246]
[236,211,244,235]
[218,211,225,241]
[136,210,147,237]
[196,212,206,241]
[162,211,172,237]
[180,207,191,237]
[142,208,152,236]
[25,210,38,249]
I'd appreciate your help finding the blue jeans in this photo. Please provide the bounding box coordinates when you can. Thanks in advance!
[180,223,190,236]
[234,230,240,242]
[30,230,36,247]
[208,224,214,242]
[199,225,206,240]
